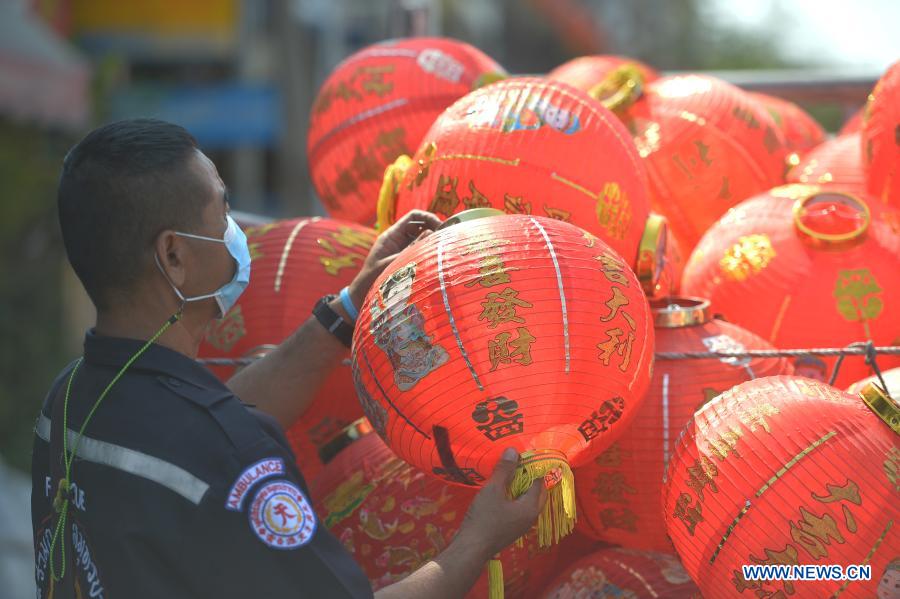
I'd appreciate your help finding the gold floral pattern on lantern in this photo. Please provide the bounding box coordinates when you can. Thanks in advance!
[719,234,776,282]
[204,304,246,352]
[833,269,883,336]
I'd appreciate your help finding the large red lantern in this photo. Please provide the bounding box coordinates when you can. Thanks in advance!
[547,55,660,95]
[539,546,700,598]
[681,186,900,387]
[576,297,793,551]
[862,60,900,207]
[787,133,867,195]
[751,92,825,156]
[307,37,506,225]
[847,367,900,399]
[376,77,663,285]
[199,217,377,482]
[663,375,900,599]
[310,424,558,597]
[352,213,654,545]
[616,73,788,251]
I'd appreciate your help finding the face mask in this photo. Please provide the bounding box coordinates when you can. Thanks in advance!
[156,214,251,317]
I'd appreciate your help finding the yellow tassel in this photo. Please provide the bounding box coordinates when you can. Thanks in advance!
[587,63,645,114]
[376,154,413,232]
[487,557,504,599]
[507,450,576,548]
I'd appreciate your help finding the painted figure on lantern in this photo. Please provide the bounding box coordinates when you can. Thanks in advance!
[793,355,828,382]
[370,263,449,391]
[877,558,900,599]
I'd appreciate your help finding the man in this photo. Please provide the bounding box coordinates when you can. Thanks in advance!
[32,119,544,598]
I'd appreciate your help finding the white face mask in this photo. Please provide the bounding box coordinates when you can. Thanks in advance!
[156,214,252,317]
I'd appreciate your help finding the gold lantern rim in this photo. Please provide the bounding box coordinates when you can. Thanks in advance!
[635,213,667,295]
[650,296,712,328]
[792,191,871,249]
[859,382,900,436]
[437,208,506,230]
[588,63,646,114]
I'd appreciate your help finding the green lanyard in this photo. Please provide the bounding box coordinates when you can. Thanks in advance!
[50,312,180,582]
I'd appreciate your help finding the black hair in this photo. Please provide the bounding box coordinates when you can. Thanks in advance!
[57,118,210,311]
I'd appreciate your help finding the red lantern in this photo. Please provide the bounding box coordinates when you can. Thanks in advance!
[663,375,900,599]
[310,424,558,597]
[619,74,788,252]
[377,77,662,284]
[681,186,900,387]
[576,297,793,551]
[352,213,654,545]
[840,106,865,136]
[847,367,900,399]
[862,60,900,207]
[307,37,506,225]
[547,55,660,95]
[751,92,825,156]
[787,133,867,195]
[199,218,377,482]
[538,546,700,598]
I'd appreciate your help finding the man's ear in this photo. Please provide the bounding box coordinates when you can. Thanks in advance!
[155,230,187,288]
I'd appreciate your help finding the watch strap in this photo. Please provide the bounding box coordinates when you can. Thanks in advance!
[312,294,354,348]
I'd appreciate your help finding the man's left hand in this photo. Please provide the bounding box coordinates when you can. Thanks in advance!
[348,210,442,308]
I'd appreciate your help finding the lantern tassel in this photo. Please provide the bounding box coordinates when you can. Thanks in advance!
[376,154,413,231]
[487,557,504,599]
[508,450,576,548]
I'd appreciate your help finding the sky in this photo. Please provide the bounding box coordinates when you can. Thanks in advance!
[710,0,900,70]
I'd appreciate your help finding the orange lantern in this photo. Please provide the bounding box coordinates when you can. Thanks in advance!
[199,217,377,482]
[662,375,900,599]
[352,212,654,546]
[616,73,788,252]
[787,133,867,195]
[751,92,825,156]
[307,37,506,225]
[862,60,900,207]
[377,77,664,286]
[547,55,660,95]
[576,297,793,551]
[840,106,865,136]
[847,367,900,399]
[681,186,900,387]
[311,423,558,597]
[538,546,700,598]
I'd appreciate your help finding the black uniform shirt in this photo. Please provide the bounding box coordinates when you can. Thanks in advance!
[31,331,373,598]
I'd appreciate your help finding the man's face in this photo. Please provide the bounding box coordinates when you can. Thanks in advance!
[176,150,235,319]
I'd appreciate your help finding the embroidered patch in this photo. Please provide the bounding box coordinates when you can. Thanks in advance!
[248,480,316,549]
[226,458,285,511]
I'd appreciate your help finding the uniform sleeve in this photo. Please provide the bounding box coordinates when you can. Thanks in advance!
[177,454,374,599]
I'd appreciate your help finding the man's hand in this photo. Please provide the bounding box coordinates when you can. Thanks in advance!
[456,447,547,559]
[347,210,442,308]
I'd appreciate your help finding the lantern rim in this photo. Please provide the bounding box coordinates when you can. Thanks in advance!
[636,214,667,294]
[792,191,871,248]
[649,296,711,328]
[588,63,646,113]
[859,382,900,436]
[437,207,506,230]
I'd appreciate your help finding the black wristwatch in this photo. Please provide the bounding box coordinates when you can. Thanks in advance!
[312,294,354,348]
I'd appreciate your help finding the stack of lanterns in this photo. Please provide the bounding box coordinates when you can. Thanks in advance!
[575,297,793,551]
[787,133,867,194]
[198,217,377,482]
[862,59,900,208]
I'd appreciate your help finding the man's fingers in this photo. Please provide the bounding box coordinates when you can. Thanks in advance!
[400,210,442,230]
[518,478,547,512]
[488,447,520,490]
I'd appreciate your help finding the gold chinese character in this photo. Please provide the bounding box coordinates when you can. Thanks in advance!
[503,193,531,214]
[462,180,491,209]
[599,286,630,322]
[595,252,630,286]
[350,145,383,182]
[749,545,799,596]
[594,443,631,468]
[598,507,638,532]
[884,447,900,492]
[595,182,631,241]
[488,327,535,371]
[597,327,635,372]
[479,288,532,329]
[592,472,637,504]
[374,127,410,162]
[790,507,844,560]
[358,65,395,97]
[429,174,461,216]
[543,205,571,222]
[330,227,376,251]
[707,426,743,461]
[465,254,513,288]
[686,456,719,501]
[672,493,703,536]
[812,479,861,534]
[735,402,780,433]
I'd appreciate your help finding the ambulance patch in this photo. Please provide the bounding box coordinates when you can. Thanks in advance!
[226,458,285,511]
[248,480,316,549]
